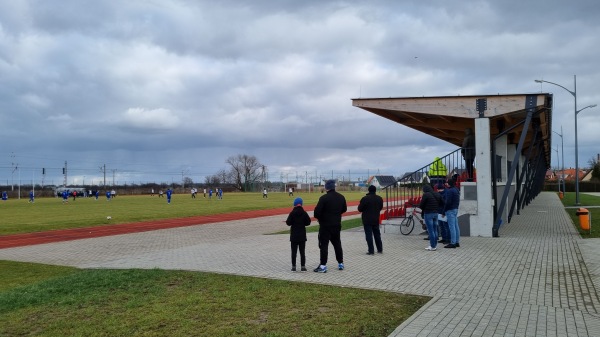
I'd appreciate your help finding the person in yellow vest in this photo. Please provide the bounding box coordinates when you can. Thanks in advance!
[428,157,447,187]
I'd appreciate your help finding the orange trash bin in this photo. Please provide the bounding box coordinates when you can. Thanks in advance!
[559,191,564,199]
[575,208,590,231]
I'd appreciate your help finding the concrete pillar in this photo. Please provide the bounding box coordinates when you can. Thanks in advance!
[471,118,493,237]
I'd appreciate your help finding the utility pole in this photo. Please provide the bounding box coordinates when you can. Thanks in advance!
[111,169,117,186]
[63,161,67,187]
[100,164,106,187]
[10,152,17,191]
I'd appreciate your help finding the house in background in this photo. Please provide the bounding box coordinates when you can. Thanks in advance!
[366,175,396,189]
[560,168,587,181]
[398,171,428,185]
[581,169,594,182]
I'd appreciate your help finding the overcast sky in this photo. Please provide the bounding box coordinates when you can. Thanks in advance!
[1,0,599,186]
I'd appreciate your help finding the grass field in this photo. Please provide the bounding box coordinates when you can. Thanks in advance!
[0,191,366,236]
[560,192,600,238]
[0,190,432,335]
[0,261,429,337]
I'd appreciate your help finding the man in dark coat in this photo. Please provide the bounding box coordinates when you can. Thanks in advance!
[462,128,476,181]
[419,184,444,251]
[443,179,461,248]
[313,179,347,273]
[358,185,384,255]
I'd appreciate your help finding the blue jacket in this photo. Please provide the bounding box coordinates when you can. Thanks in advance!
[444,186,460,211]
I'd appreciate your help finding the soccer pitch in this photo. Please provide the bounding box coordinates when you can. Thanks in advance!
[0,191,365,236]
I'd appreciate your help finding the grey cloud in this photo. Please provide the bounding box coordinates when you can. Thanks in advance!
[1,0,599,184]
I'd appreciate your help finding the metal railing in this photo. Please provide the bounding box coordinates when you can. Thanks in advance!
[382,148,467,219]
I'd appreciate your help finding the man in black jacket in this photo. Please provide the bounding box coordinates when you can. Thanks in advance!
[419,184,444,251]
[358,185,384,255]
[313,179,347,273]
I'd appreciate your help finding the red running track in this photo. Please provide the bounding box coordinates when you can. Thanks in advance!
[0,202,360,249]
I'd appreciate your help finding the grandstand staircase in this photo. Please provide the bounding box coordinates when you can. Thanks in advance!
[380,147,475,234]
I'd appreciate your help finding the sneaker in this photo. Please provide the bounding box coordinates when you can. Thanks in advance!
[444,244,456,248]
[366,252,374,255]
[423,237,429,240]
[313,265,327,273]
[301,266,307,272]
[291,266,296,271]
[377,251,383,254]
[425,246,437,251]
[338,263,344,270]
[455,243,460,247]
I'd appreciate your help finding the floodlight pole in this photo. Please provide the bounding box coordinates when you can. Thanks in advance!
[553,127,565,193]
[534,75,598,205]
[554,146,560,192]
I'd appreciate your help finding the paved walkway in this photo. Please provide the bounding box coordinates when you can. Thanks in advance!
[1,193,599,336]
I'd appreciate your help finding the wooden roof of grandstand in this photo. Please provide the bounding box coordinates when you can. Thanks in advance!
[352,93,553,169]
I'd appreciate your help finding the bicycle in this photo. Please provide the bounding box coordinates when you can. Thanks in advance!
[399,204,424,235]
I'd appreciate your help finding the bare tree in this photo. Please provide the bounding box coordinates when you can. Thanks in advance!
[226,154,263,191]
[183,177,194,186]
[204,175,221,186]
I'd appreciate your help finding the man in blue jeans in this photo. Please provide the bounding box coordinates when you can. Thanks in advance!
[419,185,444,251]
[443,179,461,248]
[358,185,384,255]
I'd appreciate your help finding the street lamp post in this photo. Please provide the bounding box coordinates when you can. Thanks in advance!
[575,103,597,201]
[553,127,565,193]
[554,146,560,192]
[534,75,597,205]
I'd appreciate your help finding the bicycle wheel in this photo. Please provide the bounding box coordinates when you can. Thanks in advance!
[400,216,414,235]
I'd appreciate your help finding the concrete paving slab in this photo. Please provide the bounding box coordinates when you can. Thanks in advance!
[0,193,599,336]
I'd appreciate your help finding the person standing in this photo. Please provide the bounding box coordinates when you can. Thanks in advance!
[419,184,444,251]
[2,191,7,201]
[444,179,461,248]
[263,188,268,198]
[203,188,207,198]
[105,191,111,201]
[462,128,476,181]
[29,190,35,203]
[166,188,172,204]
[288,187,294,197]
[428,157,448,187]
[313,180,347,273]
[358,185,384,255]
[286,197,311,272]
[436,183,450,245]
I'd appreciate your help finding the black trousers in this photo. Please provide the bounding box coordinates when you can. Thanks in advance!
[291,241,306,267]
[363,223,383,253]
[318,225,343,266]
[465,157,475,181]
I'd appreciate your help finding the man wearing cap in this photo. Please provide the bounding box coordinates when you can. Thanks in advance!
[313,179,347,273]
[358,185,384,255]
